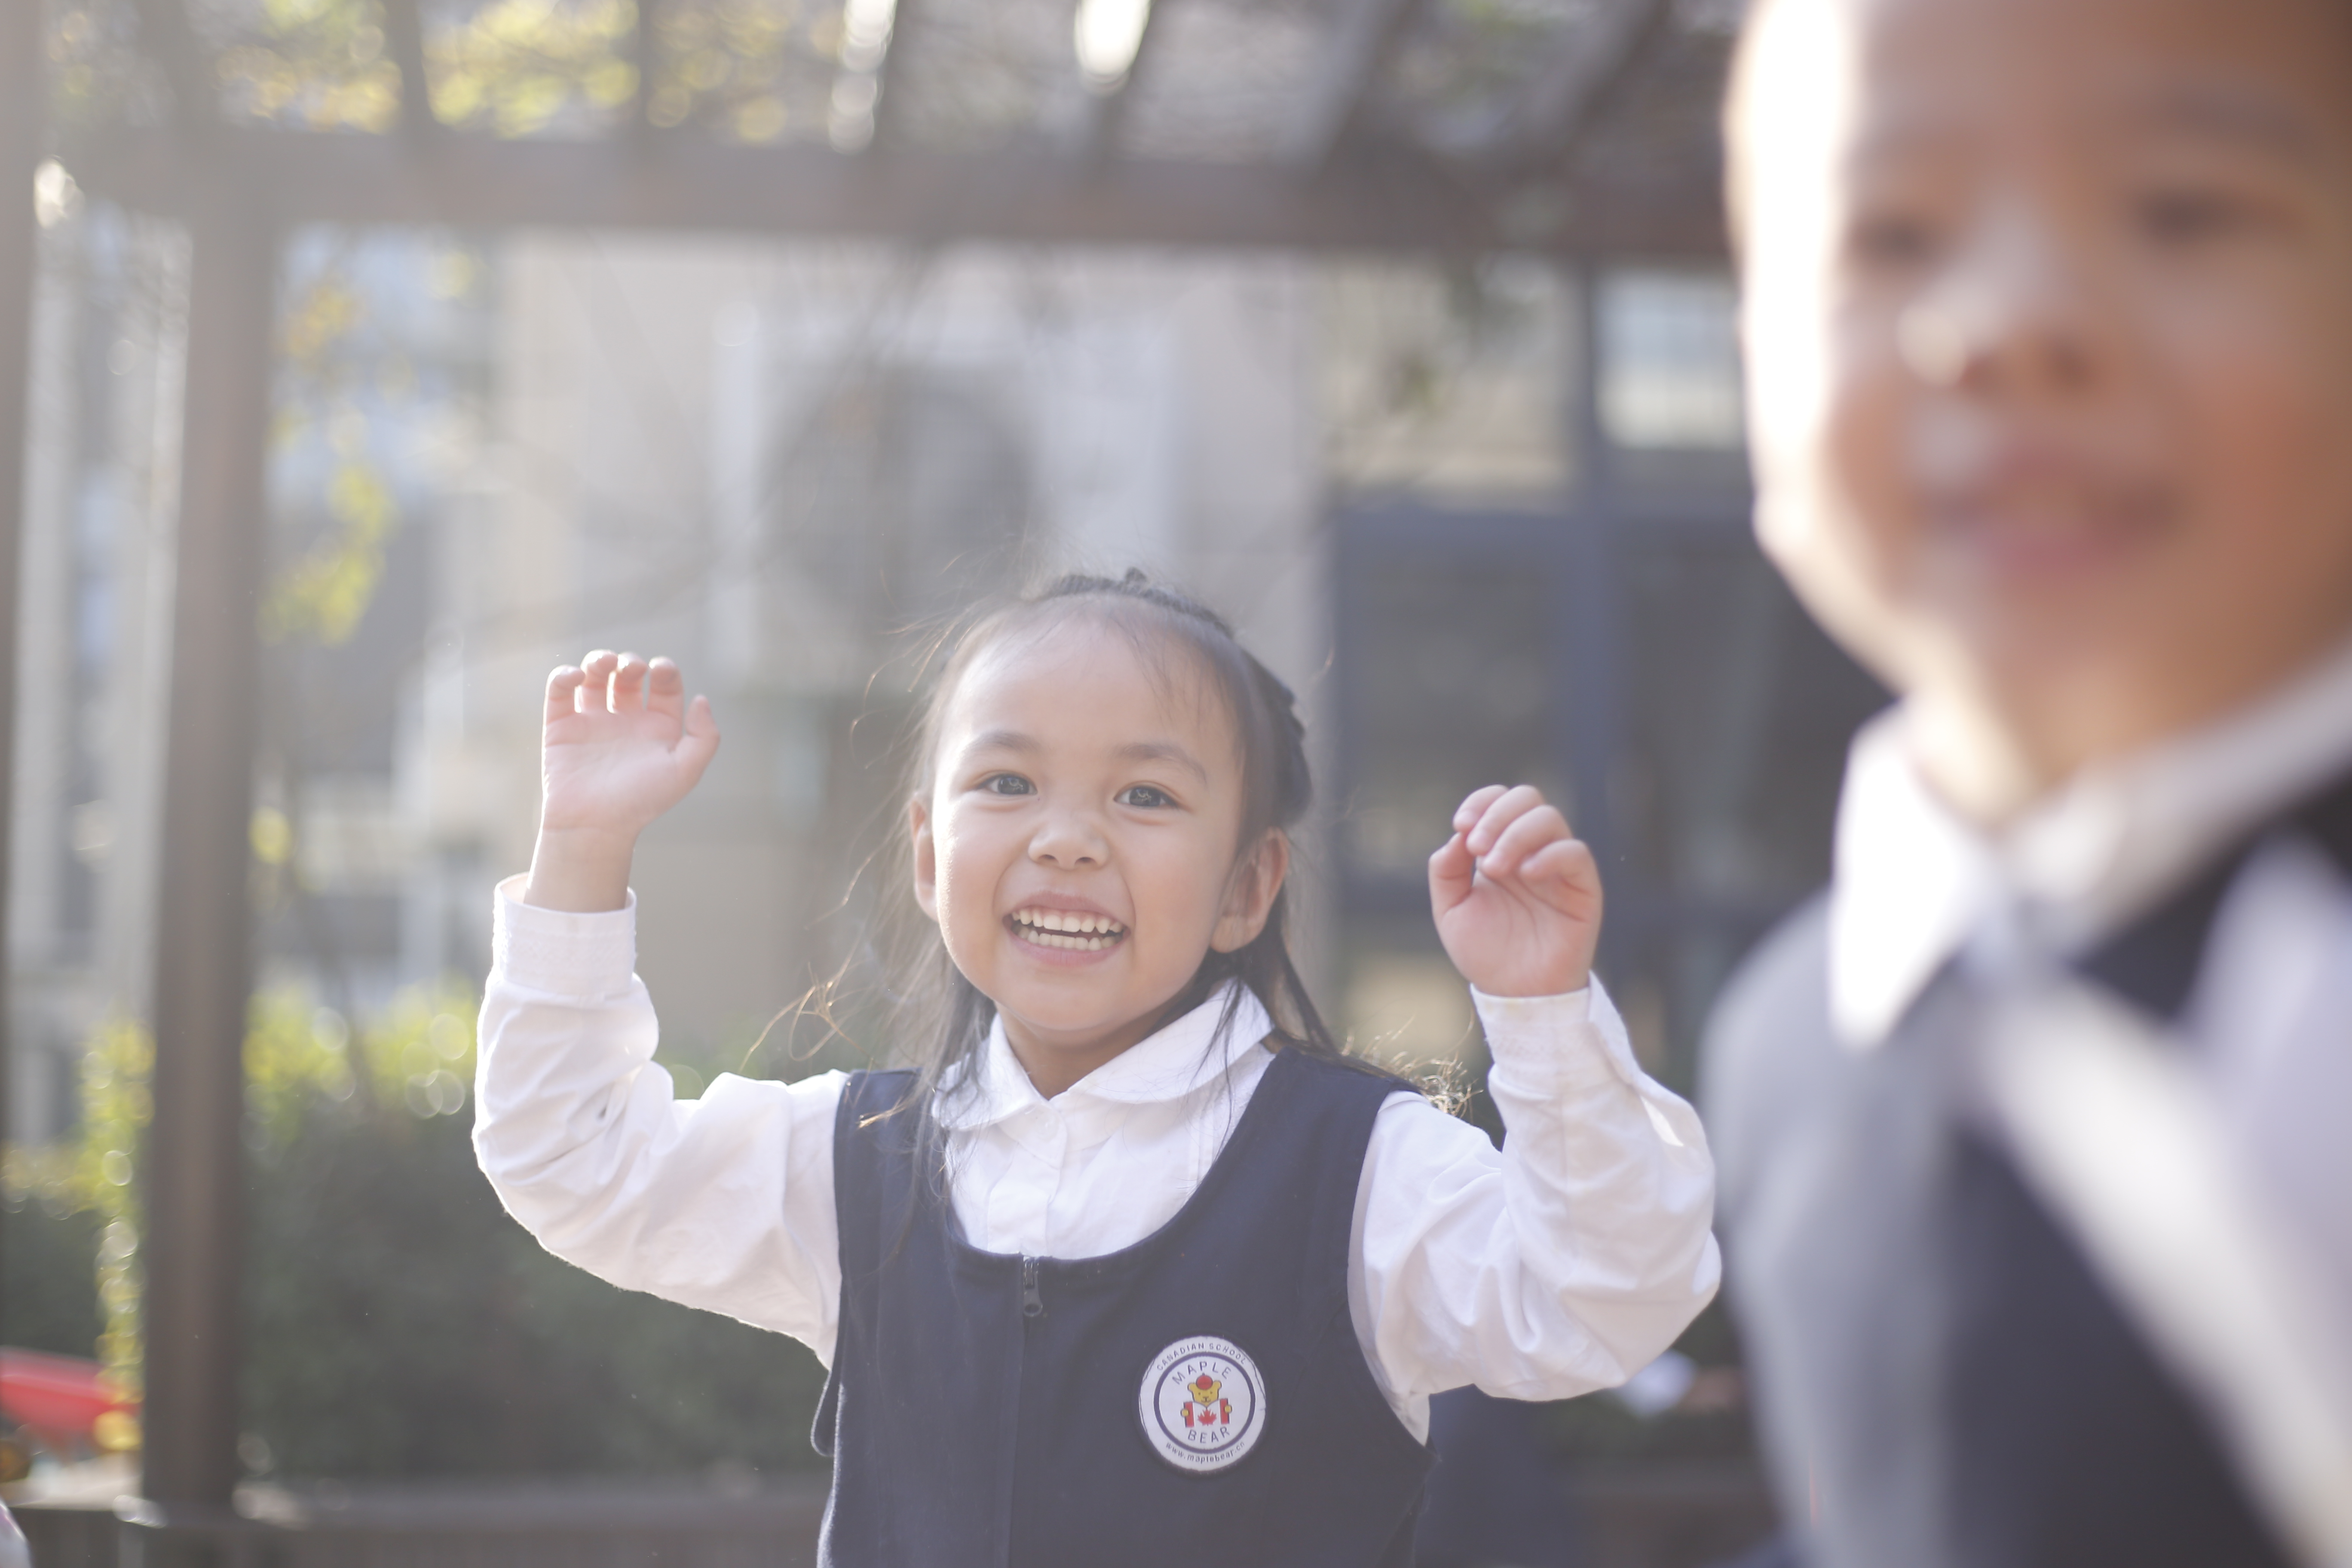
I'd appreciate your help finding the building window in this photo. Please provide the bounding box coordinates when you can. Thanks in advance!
[1320,257,1573,508]
[1597,268,1743,453]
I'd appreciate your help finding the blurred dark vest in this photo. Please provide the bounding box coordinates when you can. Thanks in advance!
[1706,767,2352,1568]
[812,1046,1434,1568]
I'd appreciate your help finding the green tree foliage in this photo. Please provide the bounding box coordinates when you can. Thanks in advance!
[6,989,830,1480]
[216,0,404,132]
[267,259,403,651]
[45,0,859,148]
[429,0,640,135]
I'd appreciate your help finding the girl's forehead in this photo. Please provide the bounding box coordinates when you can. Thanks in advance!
[940,615,1239,761]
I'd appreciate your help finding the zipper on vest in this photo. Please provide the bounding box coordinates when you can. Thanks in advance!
[1021,1255,1044,1319]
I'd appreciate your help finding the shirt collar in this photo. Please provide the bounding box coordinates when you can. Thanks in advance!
[1829,634,2352,1049]
[932,982,1275,1133]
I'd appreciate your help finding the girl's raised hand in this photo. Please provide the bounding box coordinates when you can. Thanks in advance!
[524,651,720,913]
[1428,784,1602,998]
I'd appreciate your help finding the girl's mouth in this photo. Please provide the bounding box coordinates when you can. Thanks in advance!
[1007,907,1128,953]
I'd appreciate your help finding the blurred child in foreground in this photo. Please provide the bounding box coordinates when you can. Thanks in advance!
[1702,0,2352,1565]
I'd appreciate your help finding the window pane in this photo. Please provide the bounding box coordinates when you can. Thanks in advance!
[1598,268,1743,451]
[1321,258,1573,507]
[1619,540,1885,903]
[1343,557,1561,879]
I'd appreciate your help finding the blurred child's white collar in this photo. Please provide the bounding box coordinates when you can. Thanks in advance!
[1830,634,2352,1048]
[933,981,1274,1131]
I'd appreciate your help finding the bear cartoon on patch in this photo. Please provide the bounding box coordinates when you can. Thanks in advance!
[1182,1372,1230,1429]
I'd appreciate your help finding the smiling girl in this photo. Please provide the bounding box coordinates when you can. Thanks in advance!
[475,572,1717,1566]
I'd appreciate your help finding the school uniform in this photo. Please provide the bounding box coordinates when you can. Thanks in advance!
[1703,639,2352,1568]
[475,885,1719,1564]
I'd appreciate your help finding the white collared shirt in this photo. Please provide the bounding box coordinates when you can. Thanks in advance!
[473,878,1721,1441]
[1829,633,2352,1049]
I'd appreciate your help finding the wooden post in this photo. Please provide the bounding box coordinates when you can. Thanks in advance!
[135,187,275,1540]
[0,0,54,1261]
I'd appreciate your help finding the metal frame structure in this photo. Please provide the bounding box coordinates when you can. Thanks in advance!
[0,0,1744,1554]
[0,2,44,1303]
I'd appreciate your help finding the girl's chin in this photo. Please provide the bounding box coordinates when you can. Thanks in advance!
[995,981,1190,1056]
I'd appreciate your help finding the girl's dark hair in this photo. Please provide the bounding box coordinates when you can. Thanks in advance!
[889,568,1342,1136]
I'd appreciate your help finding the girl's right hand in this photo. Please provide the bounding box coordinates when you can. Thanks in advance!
[523,651,720,913]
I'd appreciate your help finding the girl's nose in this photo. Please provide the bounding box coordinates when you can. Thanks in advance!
[1029,808,1108,869]
[1899,196,2112,401]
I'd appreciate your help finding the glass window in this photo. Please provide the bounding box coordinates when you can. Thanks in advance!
[1341,555,1562,881]
[1618,540,1885,904]
[1320,257,1573,508]
[1597,268,1743,452]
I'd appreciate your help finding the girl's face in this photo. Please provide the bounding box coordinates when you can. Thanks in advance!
[912,616,1287,1093]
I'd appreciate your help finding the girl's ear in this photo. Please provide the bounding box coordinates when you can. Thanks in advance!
[1210,830,1290,954]
[911,796,940,923]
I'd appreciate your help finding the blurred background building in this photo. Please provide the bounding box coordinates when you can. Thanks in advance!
[0,0,1886,1560]
[13,230,1878,1122]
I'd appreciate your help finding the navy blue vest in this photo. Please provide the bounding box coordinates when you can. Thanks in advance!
[1711,766,2352,1568]
[812,1044,1436,1568]
[1939,770,2352,1568]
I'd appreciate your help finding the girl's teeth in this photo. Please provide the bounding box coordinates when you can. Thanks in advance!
[1012,911,1123,950]
[1029,930,1108,951]
[1016,910,1122,937]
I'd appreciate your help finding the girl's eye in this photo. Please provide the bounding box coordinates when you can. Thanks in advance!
[1116,784,1175,810]
[981,773,1035,796]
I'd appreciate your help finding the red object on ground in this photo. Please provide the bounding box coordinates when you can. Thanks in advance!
[0,1346,135,1449]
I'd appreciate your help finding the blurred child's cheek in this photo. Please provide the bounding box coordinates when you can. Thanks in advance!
[1742,245,1923,684]
[1753,378,1925,689]
[1734,0,1903,658]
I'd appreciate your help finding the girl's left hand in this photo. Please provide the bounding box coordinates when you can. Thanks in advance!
[1429,784,1603,998]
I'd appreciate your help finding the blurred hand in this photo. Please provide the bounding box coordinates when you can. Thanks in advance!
[1428,784,1602,998]
[524,651,720,913]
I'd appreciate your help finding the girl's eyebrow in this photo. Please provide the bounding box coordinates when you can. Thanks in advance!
[958,730,1207,783]
[965,728,1038,756]
[1112,740,1209,784]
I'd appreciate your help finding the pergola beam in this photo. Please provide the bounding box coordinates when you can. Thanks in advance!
[0,0,48,1272]
[1072,0,1166,166]
[383,0,435,139]
[631,0,667,139]
[1282,0,1427,173]
[131,0,217,131]
[1510,0,1674,168]
[867,0,918,151]
[63,126,1726,255]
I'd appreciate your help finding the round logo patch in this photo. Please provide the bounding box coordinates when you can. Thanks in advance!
[1138,1336,1266,1475]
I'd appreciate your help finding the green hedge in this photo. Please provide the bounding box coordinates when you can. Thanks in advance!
[5,988,830,1481]
[9,985,1750,1479]
[0,1202,105,1359]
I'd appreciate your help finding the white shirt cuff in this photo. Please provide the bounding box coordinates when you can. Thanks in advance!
[1470,976,1641,1092]
[491,873,638,998]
